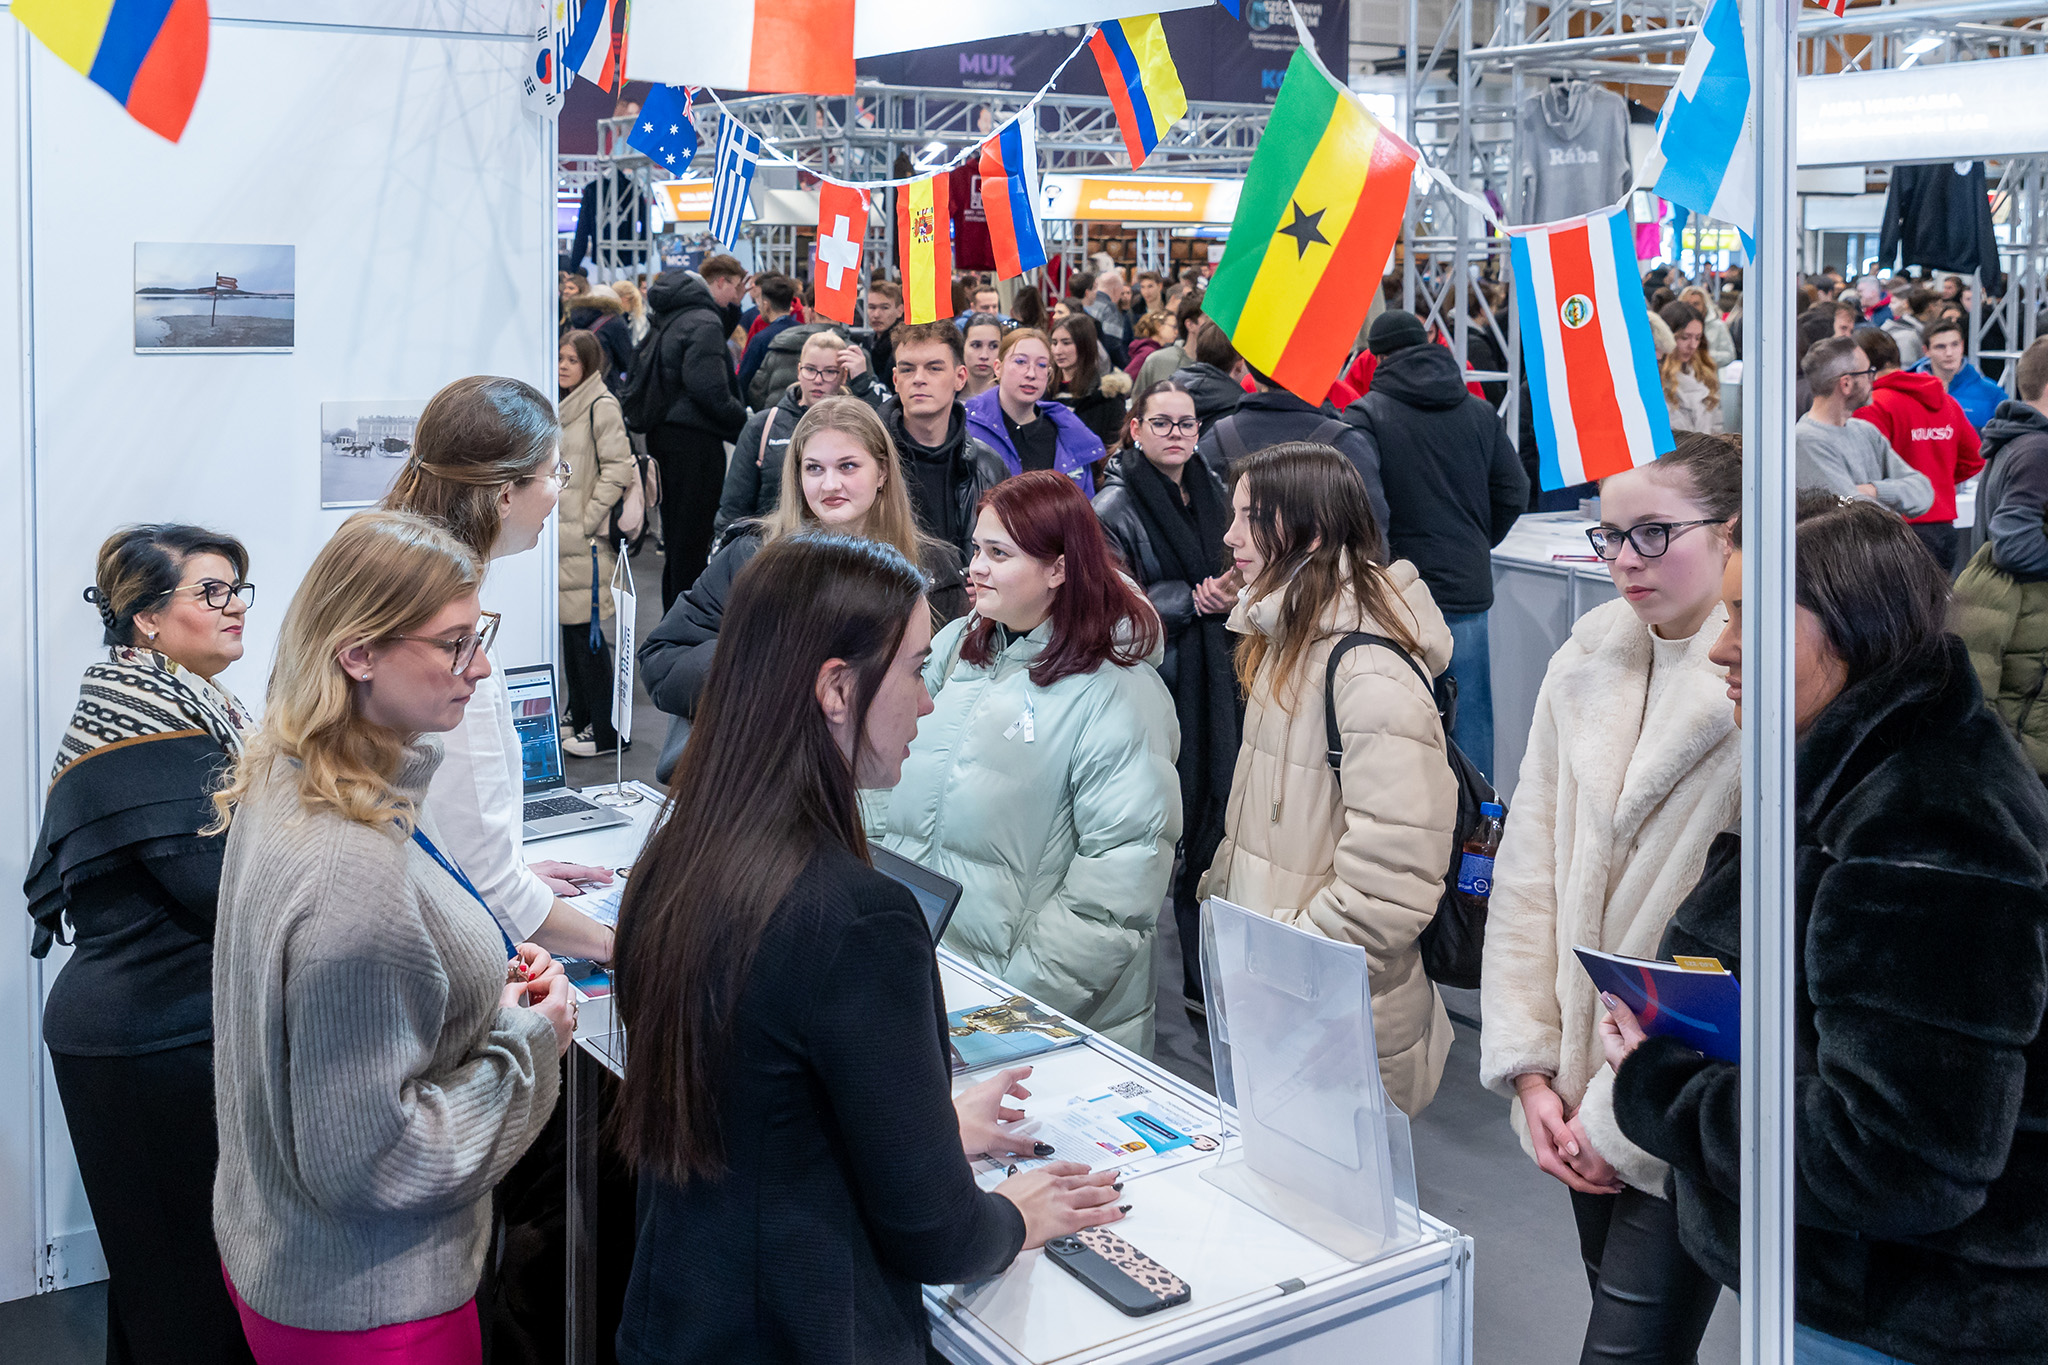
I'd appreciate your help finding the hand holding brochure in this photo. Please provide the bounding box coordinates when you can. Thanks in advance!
[1573,946,1740,1063]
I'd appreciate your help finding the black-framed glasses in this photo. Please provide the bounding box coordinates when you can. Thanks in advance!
[1143,416,1199,437]
[167,579,257,611]
[1585,519,1723,561]
[797,364,841,382]
[389,610,501,673]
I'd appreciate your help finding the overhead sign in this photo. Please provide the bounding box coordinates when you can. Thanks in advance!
[650,178,758,226]
[1039,175,1242,224]
[1798,53,2048,167]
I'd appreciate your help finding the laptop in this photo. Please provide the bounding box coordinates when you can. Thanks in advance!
[871,846,964,943]
[506,664,633,841]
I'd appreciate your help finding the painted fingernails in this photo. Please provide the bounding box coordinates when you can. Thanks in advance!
[1112,1182,1124,1192]
[1033,1142,1056,1157]
[1117,1204,1132,1214]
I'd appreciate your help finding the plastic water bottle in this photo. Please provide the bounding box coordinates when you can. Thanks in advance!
[1455,802,1507,908]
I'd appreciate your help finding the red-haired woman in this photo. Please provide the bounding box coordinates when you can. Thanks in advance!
[868,471,1182,1053]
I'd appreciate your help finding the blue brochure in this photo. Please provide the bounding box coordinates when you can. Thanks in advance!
[1574,946,1741,1064]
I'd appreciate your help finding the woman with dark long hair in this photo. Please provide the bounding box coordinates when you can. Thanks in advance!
[1609,493,2048,1365]
[869,471,1182,1051]
[612,535,1124,1365]
[1092,379,1239,1012]
[1202,443,1457,1117]
[1049,312,1131,452]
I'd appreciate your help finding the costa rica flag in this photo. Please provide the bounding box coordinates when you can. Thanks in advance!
[1509,205,1675,489]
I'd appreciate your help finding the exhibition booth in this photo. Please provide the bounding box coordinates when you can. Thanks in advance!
[0,0,561,1301]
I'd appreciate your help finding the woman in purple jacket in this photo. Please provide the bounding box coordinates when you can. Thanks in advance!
[965,328,1105,496]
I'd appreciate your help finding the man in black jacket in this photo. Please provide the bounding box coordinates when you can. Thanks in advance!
[1343,310,1529,782]
[1170,323,1246,437]
[883,321,1008,560]
[1197,363,1389,533]
[634,257,749,609]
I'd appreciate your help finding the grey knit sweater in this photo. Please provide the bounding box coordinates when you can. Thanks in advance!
[211,740,560,1331]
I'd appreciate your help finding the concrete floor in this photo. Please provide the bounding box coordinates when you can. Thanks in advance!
[1,547,1741,1363]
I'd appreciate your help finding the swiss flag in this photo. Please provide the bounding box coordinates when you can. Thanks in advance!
[813,181,869,325]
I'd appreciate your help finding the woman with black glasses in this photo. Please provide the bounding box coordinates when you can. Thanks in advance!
[1479,432,1743,1364]
[26,525,260,1364]
[1093,379,1240,1013]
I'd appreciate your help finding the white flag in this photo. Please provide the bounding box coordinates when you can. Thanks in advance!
[610,544,636,742]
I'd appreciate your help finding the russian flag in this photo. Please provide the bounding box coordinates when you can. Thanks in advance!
[626,0,854,95]
[1088,15,1187,168]
[1509,206,1674,490]
[564,0,622,90]
[980,117,1048,280]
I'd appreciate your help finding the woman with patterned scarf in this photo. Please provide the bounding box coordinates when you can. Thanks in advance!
[26,524,257,1365]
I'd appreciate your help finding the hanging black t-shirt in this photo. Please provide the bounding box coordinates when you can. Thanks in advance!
[1004,409,1059,474]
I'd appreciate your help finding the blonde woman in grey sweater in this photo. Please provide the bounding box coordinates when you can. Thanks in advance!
[210,511,574,1364]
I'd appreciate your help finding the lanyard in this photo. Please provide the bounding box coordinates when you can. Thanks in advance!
[411,826,519,958]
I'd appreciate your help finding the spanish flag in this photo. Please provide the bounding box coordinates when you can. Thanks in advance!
[895,172,953,325]
[1088,16,1186,169]
[1204,47,1419,405]
[12,0,209,142]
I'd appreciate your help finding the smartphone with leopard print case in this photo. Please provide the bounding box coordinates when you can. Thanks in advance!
[1045,1226,1191,1315]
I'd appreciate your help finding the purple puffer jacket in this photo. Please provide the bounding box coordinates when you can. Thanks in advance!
[963,388,1103,498]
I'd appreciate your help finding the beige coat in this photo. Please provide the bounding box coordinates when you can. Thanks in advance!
[1478,597,1739,1193]
[1200,560,1457,1117]
[557,374,635,625]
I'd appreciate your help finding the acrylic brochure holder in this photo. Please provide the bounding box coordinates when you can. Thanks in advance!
[1199,897,1423,1264]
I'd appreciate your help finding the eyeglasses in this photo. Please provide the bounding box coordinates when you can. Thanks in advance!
[1143,416,1199,437]
[162,579,256,611]
[388,610,501,673]
[551,459,572,482]
[797,364,841,382]
[1585,519,1723,561]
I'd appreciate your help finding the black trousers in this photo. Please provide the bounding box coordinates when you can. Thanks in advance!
[1569,1185,1721,1365]
[645,424,729,611]
[1171,854,1207,1005]
[559,622,618,748]
[48,1042,256,1365]
[1911,520,1959,577]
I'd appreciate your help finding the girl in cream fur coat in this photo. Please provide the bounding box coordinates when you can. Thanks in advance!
[1480,433,1742,1363]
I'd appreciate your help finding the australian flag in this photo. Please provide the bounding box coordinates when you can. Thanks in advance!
[627,85,698,176]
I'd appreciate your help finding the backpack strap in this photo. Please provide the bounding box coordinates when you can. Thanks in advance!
[1324,631,1434,771]
[1307,416,1351,448]
[755,410,775,468]
[1212,414,1251,470]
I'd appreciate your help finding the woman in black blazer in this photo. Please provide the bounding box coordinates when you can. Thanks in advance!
[611,534,1126,1365]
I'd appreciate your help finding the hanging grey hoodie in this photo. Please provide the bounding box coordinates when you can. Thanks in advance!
[1514,84,1632,224]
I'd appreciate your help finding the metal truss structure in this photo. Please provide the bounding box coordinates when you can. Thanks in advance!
[1400,0,2048,426]
[558,86,1272,288]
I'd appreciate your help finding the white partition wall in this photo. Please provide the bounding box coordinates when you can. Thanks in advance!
[0,2,558,1299]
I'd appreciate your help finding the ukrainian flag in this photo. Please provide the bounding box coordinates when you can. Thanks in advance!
[1088,16,1187,169]
[12,0,210,142]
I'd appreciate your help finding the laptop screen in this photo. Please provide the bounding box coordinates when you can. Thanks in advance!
[504,665,564,794]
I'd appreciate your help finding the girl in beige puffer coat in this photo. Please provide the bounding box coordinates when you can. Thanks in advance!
[1201,443,1456,1118]
[557,331,636,756]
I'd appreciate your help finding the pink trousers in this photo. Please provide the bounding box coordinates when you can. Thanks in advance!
[223,1269,481,1365]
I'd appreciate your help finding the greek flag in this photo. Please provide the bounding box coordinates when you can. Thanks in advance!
[708,115,761,249]
[1640,0,1755,252]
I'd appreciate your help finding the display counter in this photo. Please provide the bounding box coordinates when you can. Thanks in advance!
[532,788,1473,1365]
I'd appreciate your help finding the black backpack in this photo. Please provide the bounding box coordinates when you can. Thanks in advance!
[1323,632,1498,990]
[619,315,678,434]
[1210,412,1350,472]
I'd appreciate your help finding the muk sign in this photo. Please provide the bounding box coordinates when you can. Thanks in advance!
[960,53,1016,77]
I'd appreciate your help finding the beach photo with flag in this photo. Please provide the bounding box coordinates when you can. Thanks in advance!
[1509,206,1674,489]
[134,242,295,353]
[1204,45,1417,405]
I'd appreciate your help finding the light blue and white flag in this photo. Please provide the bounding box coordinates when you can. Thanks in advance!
[1640,0,1755,253]
[708,115,762,249]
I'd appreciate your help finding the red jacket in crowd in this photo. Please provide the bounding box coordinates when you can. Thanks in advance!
[1856,370,1984,525]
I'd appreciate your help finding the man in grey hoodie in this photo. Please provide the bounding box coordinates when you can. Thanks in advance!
[1795,336,1933,518]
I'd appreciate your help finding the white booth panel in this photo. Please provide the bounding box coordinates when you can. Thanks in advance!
[6,13,556,1298]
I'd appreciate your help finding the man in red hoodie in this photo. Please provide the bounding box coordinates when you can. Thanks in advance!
[1855,326,1983,574]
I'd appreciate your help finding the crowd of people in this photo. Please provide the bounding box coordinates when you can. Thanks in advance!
[20,249,2048,1365]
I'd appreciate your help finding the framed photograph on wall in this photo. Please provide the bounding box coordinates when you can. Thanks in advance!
[320,400,425,509]
[134,243,295,352]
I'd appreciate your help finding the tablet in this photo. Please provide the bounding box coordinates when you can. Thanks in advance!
[871,846,964,943]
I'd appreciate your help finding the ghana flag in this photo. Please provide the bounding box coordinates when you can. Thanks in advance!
[1205,47,1418,405]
